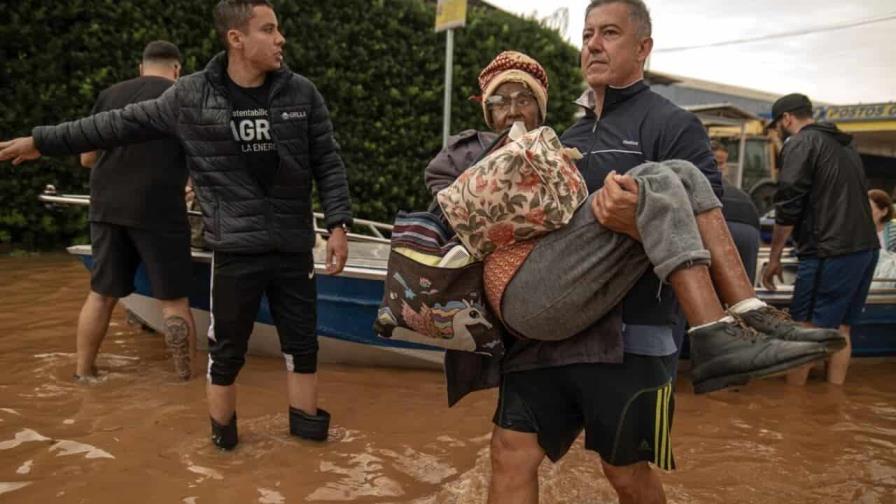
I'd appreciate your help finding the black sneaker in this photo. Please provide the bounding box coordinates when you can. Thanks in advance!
[289,407,330,442]
[690,320,828,394]
[735,306,846,352]
[211,413,238,450]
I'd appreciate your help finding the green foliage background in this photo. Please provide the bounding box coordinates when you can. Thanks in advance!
[0,0,582,249]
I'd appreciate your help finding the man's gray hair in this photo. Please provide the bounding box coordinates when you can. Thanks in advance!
[213,0,274,48]
[585,0,652,38]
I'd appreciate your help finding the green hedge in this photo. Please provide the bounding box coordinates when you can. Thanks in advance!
[0,0,582,249]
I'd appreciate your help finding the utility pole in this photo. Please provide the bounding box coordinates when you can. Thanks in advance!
[435,0,468,148]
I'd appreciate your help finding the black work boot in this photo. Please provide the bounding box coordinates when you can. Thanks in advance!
[210,413,238,450]
[734,306,846,352]
[689,320,828,394]
[289,407,330,442]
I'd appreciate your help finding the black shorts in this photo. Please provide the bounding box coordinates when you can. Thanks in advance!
[207,251,318,385]
[494,353,677,469]
[90,222,192,300]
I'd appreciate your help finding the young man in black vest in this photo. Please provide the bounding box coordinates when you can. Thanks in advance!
[0,0,352,450]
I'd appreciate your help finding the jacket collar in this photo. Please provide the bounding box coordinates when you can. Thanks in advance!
[204,51,292,98]
[574,79,649,118]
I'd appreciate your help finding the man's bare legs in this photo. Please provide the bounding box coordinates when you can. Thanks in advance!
[75,291,118,378]
[76,293,196,380]
[667,265,726,326]
[488,426,667,504]
[207,379,239,449]
[287,372,318,415]
[787,324,851,385]
[694,209,756,304]
[602,461,667,504]
[208,383,237,424]
[488,427,544,504]
[160,297,196,380]
[826,325,852,384]
[205,372,320,443]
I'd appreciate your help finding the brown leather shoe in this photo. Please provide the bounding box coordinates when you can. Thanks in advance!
[735,306,846,352]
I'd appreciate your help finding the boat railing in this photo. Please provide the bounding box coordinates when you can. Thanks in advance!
[755,247,896,302]
[38,186,393,245]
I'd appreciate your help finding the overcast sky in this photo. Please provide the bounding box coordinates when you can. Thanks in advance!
[484,0,895,105]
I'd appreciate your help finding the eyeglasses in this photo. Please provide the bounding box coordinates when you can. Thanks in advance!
[485,91,536,111]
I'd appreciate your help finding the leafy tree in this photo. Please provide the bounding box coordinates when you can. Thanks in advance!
[0,0,582,249]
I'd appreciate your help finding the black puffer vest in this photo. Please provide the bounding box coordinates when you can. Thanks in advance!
[34,52,352,253]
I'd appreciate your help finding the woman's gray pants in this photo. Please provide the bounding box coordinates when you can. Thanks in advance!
[501,160,722,341]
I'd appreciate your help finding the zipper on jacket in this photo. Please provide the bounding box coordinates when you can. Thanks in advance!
[266,200,277,251]
[587,118,601,173]
[213,196,221,239]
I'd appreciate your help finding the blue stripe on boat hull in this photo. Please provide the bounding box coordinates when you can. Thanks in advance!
[75,254,442,352]
[74,254,896,357]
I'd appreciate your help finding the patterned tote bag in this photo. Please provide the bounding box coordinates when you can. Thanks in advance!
[374,211,504,356]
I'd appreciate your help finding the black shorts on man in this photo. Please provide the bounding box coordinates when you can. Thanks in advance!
[494,353,677,469]
[90,222,192,300]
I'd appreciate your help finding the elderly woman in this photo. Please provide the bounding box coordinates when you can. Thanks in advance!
[869,189,896,251]
[869,189,896,288]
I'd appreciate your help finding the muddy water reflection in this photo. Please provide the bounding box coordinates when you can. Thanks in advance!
[0,254,894,503]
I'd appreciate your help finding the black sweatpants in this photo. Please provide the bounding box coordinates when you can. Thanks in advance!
[208,251,318,385]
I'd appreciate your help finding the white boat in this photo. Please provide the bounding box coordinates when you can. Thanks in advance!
[43,191,443,369]
[44,191,896,365]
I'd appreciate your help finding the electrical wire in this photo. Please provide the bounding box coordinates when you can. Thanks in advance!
[653,12,896,53]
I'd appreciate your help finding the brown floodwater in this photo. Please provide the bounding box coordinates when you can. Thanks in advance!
[0,253,894,503]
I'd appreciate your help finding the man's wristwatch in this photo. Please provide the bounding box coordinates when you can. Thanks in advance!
[327,222,349,234]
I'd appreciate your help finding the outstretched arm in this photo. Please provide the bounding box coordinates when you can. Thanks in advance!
[0,137,42,165]
[1,85,180,166]
[33,84,179,156]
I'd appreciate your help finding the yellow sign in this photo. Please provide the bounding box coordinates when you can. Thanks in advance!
[435,0,468,32]
[815,103,896,122]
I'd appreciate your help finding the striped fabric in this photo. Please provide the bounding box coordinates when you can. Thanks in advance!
[391,211,462,257]
[653,381,675,471]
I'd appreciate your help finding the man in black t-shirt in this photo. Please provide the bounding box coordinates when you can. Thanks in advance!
[226,75,278,187]
[77,41,196,381]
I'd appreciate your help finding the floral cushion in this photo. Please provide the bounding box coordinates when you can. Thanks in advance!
[436,126,587,259]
